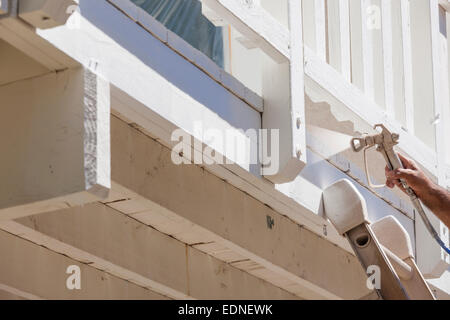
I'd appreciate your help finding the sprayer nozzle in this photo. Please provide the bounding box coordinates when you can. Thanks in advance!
[351,137,366,152]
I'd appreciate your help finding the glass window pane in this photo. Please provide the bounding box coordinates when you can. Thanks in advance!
[131,0,224,68]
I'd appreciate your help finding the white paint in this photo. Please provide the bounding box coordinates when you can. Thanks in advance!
[401,0,415,133]
[199,0,290,63]
[304,46,438,178]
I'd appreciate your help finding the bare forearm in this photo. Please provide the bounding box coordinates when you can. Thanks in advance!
[420,182,450,229]
[385,153,450,229]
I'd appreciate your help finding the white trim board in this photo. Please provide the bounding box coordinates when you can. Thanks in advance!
[304,46,439,179]
[107,0,263,113]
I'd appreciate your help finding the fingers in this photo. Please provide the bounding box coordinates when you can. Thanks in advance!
[387,168,416,182]
[386,179,395,188]
[398,153,417,170]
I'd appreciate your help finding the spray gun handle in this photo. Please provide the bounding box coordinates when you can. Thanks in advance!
[383,148,418,198]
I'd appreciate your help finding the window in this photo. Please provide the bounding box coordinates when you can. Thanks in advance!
[131,0,224,68]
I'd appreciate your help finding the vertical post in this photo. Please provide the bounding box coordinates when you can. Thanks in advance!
[290,0,306,171]
[261,0,307,182]
[381,0,395,118]
[430,2,449,185]
[314,0,327,61]
[339,0,351,81]
[361,0,375,100]
[409,0,437,149]
[401,0,415,133]
[327,0,351,80]
[349,0,364,90]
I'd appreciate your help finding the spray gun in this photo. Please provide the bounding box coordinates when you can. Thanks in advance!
[351,124,450,254]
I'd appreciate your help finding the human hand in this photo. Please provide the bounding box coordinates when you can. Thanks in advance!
[385,153,433,199]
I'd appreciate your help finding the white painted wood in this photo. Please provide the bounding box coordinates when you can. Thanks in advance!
[339,0,351,80]
[430,2,449,185]
[0,68,110,220]
[401,0,415,133]
[304,46,438,177]
[0,12,78,70]
[302,0,316,53]
[409,0,437,150]
[289,0,307,172]
[415,205,450,278]
[447,12,450,167]
[360,0,375,100]
[349,0,364,90]
[35,1,329,247]
[381,0,395,118]
[18,0,77,29]
[104,118,371,299]
[107,0,263,112]
[314,0,326,61]
[262,0,306,183]
[200,0,290,63]
[388,0,406,127]
[327,0,351,80]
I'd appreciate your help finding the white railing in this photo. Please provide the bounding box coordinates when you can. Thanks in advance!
[302,0,450,184]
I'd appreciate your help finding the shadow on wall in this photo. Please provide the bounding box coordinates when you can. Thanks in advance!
[78,0,259,132]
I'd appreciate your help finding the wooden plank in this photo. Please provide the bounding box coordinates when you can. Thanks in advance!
[361,0,375,99]
[107,0,264,112]
[381,0,395,118]
[410,0,437,149]
[430,2,449,185]
[289,0,307,174]
[327,0,350,77]
[349,0,364,90]
[302,0,316,53]
[0,68,110,220]
[339,0,351,80]
[304,46,439,177]
[401,0,415,133]
[0,14,79,70]
[0,228,169,300]
[388,0,407,127]
[314,0,327,61]
[200,0,290,63]
[8,203,301,300]
[105,115,372,300]
[261,0,307,183]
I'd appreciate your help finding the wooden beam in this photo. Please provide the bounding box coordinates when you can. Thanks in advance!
[0,68,110,220]
[262,0,307,183]
[409,0,438,150]
[314,0,327,61]
[401,0,415,134]
[327,0,351,80]
[5,203,300,300]
[0,11,79,70]
[0,227,170,300]
[199,0,290,63]
[430,1,449,185]
[103,115,371,299]
[381,0,395,118]
[349,0,364,90]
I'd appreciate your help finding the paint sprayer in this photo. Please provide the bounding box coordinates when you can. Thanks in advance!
[351,124,450,254]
